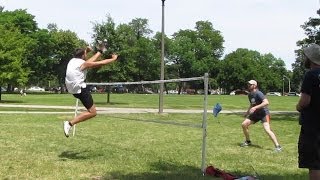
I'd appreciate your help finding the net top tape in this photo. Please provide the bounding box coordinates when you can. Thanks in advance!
[87,76,204,86]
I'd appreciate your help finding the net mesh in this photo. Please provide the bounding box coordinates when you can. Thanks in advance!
[84,74,209,173]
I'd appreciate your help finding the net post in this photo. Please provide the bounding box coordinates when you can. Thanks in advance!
[201,73,209,175]
[73,99,79,137]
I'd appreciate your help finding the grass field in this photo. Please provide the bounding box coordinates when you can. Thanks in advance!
[0,93,299,111]
[0,93,306,179]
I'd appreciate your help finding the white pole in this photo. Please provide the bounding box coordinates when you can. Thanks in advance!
[73,99,79,136]
[283,75,291,93]
[289,79,291,93]
[159,0,165,113]
[201,73,209,174]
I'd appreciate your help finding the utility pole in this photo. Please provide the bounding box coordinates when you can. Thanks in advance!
[282,77,284,96]
[283,75,291,93]
[159,0,165,113]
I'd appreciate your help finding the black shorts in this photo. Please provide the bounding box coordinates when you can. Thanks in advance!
[298,125,320,170]
[73,87,94,110]
[248,113,270,123]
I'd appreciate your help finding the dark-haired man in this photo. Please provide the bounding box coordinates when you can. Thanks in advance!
[64,44,118,137]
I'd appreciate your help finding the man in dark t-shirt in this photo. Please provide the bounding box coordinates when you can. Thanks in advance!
[297,43,320,180]
[240,80,281,152]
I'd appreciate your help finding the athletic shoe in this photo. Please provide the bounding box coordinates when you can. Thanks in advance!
[275,145,282,152]
[240,140,251,147]
[63,121,72,137]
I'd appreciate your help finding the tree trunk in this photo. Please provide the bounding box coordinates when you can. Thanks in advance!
[107,86,111,103]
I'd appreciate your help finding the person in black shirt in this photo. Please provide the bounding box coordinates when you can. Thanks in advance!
[297,43,320,180]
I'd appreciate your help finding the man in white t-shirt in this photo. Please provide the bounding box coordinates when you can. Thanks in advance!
[64,44,118,137]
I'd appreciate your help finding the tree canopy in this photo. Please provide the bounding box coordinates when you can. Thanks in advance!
[291,15,320,92]
[0,8,295,99]
[217,49,287,93]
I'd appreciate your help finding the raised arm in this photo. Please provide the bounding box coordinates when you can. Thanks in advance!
[80,54,118,70]
[85,43,107,63]
[86,51,103,63]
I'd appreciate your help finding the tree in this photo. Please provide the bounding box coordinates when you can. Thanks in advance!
[153,31,172,93]
[168,21,224,93]
[127,18,158,82]
[292,16,320,91]
[129,18,153,39]
[291,50,305,91]
[0,9,88,97]
[257,53,287,92]
[49,28,86,92]
[0,24,34,99]
[217,48,287,93]
[90,16,159,91]
[0,9,38,34]
[218,49,259,92]
[0,9,39,100]
[26,29,56,87]
[89,15,123,84]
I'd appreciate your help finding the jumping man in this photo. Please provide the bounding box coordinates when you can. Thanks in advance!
[63,43,118,137]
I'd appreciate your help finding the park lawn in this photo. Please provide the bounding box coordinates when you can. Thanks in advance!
[0,93,299,111]
[0,107,73,112]
[0,113,307,179]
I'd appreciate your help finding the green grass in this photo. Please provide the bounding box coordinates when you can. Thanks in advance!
[0,93,304,179]
[0,107,73,112]
[0,113,307,179]
[0,93,299,111]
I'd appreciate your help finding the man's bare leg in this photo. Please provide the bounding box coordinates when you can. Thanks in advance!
[69,104,97,125]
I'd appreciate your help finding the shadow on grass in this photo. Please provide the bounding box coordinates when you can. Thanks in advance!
[58,150,100,160]
[104,160,307,180]
[106,115,202,129]
[0,100,23,103]
[223,113,299,122]
[106,160,207,180]
[254,173,308,180]
[95,101,129,106]
[271,114,299,122]
[235,143,263,149]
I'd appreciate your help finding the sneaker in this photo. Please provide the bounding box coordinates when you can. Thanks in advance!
[275,145,282,152]
[63,121,72,137]
[240,140,251,147]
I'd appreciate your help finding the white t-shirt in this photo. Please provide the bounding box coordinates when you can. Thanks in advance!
[65,58,87,94]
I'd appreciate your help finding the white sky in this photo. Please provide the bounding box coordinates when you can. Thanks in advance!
[1,0,319,70]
